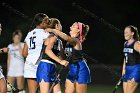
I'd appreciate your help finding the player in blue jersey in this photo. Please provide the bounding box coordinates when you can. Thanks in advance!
[36,18,69,93]
[46,22,91,93]
[122,25,140,93]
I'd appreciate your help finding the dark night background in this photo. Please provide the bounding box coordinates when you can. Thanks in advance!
[0,0,140,89]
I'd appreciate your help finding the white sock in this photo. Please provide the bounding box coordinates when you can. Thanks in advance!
[18,90,25,93]
[7,92,12,93]
[57,90,62,93]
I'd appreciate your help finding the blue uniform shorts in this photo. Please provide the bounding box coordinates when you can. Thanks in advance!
[67,59,91,84]
[123,64,140,83]
[36,60,57,83]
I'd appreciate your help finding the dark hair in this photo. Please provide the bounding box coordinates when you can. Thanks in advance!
[34,13,48,26]
[29,13,48,31]
[45,18,60,29]
[12,30,22,39]
[125,25,139,41]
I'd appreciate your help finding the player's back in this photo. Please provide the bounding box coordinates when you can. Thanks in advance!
[25,28,49,64]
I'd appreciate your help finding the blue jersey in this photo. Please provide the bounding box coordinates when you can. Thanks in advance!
[37,34,62,63]
[123,40,140,66]
[65,43,83,63]
[123,40,140,83]
[65,43,91,84]
[36,34,62,83]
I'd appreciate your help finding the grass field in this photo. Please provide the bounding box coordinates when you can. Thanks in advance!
[86,84,140,93]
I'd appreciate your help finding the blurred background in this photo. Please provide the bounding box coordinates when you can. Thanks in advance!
[0,0,140,92]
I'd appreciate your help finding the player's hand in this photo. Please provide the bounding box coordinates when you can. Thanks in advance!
[0,47,8,53]
[60,60,69,67]
[45,28,54,32]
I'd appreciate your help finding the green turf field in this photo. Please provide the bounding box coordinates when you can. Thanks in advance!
[87,84,140,93]
[24,84,140,93]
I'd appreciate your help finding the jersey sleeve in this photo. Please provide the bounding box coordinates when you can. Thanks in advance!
[42,31,49,40]
[21,42,24,48]
[7,44,11,49]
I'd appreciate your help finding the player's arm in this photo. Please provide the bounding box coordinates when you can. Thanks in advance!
[45,35,68,67]
[134,41,140,53]
[59,40,65,60]
[0,47,8,53]
[122,58,126,76]
[46,29,77,47]
[22,42,28,58]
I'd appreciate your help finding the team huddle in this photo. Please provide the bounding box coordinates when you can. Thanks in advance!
[0,13,140,93]
[0,13,90,93]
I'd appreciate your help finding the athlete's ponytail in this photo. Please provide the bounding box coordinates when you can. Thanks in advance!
[83,24,89,42]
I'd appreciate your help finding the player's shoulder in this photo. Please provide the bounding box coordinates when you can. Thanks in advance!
[34,28,44,33]
[26,31,32,37]
[8,43,13,48]
[135,41,140,45]
[20,42,24,45]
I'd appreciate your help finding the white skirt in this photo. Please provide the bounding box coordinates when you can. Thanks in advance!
[7,69,24,77]
[7,62,24,77]
[24,62,38,78]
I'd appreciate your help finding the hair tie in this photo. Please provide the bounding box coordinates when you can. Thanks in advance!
[78,22,83,43]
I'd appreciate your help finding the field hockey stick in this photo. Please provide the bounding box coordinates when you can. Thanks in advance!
[112,76,123,93]
[6,79,19,92]
[48,66,64,93]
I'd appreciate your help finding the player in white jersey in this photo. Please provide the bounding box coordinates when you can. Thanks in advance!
[0,23,7,93]
[22,13,50,93]
[7,31,25,93]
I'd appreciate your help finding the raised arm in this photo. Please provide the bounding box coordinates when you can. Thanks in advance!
[46,29,77,46]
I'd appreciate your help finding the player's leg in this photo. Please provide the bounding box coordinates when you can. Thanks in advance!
[27,78,38,93]
[65,79,75,93]
[0,78,7,93]
[7,76,15,86]
[126,79,138,93]
[75,82,87,93]
[17,76,25,93]
[39,79,50,93]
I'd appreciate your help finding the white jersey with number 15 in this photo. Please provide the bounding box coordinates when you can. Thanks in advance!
[25,28,49,65]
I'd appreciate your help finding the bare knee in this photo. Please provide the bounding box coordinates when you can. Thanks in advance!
[75,82,87,93]
[65,79,75,93]
[17,77,24,89]
[39,79,50,93]
[27,79,38,93]
[126,80,138,93]
[53,83,61,93]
